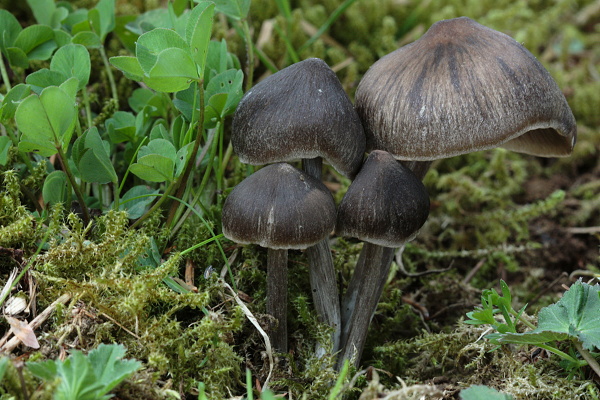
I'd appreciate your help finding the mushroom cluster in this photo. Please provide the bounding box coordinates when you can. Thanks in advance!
[335,16,576,368]
[223,15,576,371]
[224,58,365,354]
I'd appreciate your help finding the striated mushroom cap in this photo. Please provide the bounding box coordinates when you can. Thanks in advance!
[356,17,576,160]
[336,150,430,248]
[222,163,336,250]
[232,58,366,179]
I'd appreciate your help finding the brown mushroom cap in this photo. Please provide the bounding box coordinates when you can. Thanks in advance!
[336,150,430,248]
[232,58,366,179]
[356,17,576,160]
[222,163,336,250]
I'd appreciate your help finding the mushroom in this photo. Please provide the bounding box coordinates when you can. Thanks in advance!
[232,58,366,353]
[334,150,430,367]
[355,16,577,179]
[222,163,336,353]
[233,57,365,179]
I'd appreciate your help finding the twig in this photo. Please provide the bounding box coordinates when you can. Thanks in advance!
[99,312,140,340]
[221,279,273,391]
[1,293,72,353]
[396,246,453,278]
[462,259,486,285]
[565,226,600,234]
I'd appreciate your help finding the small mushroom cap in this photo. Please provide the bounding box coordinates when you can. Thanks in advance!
[336,150,430,247]
[356,17,576,160]
[222,163,336,250]
[232,58,366,179]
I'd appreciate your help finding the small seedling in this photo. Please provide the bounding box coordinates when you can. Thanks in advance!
[466,280,600,378]
[26,343,141,399]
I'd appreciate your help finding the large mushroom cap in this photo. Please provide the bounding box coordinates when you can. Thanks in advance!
[232,58,366,179]
[336,150,430,248]
[222,163,336,250]
[356,17,576,160]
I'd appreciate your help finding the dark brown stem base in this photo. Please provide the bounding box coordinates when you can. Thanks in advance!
[267,248,288,353]
[337,243,395,369]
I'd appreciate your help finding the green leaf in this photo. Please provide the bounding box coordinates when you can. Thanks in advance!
[136,28,189,74]
[0,136,11,166]
[139,138,177,160]
[204,69,243,117]
[89,0,115,42]
[88,344,141,394]
[130,154,175,182]
[16,86,76,156]
[42,170,70,205]
[0,357,9,382]
[113,15,138,53]
[116,185,159,219]
[125,8,172,36]
[460,385,513,400]
[50,44,91,90]
[0,10,22,53]
[175,141,194,177]
[0,84,32,122]
[27,359,59,381]
[26,69,68,94]
[59,76,80,99]
[128,88,168,116]
[5,47,29,69]
[64,9,89,32]
[55,351,105,400]
[109,56,144,81]
[75,127,118,184]
[106,111,137,143]
[501,282,600,350]
[71,31,102,48]
[26,0,63,28]
[204,39,229,81]
[53,28,72,47]
[186,2,215,74]
[13,25,57,60]
[144,47,198,92]
[213,0,250,20]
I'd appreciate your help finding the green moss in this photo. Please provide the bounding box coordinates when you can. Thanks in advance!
[374,323,599,399]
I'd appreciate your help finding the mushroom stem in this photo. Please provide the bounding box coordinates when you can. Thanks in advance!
[302,157,342,356]
[306,239,341,354]
[267,248,288,353]
[338,243,395,369]
[399,160,432,181]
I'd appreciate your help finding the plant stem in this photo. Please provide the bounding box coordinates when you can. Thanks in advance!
[98,46,119,104]
[130,181,177,229]
[537,343,580,365]
[166,80,206,228]
[267,248,288,353]
[298,0,358,52]
[574,341,600,378]
[0,53,12,92]
[81,86,93,129]
[302,157,341,356]
[56,146,90,225]
[240,20,255,92]
[338,243,395,369]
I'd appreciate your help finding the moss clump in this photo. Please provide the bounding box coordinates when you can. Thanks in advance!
[374,323,599,399]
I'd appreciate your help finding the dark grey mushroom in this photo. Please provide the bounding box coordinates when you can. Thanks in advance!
[356,17,576,178]
[232,58,365,353]
[222,163,336,352]
[335,150,430,368]
[232,58,366,179]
